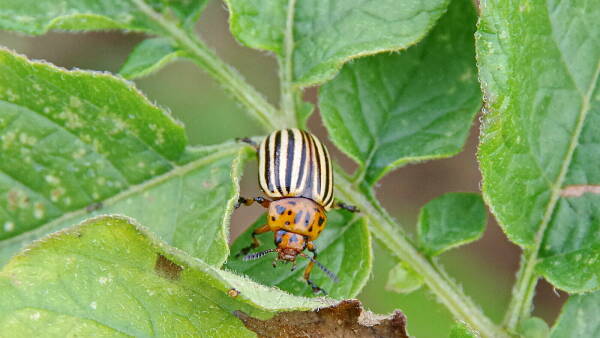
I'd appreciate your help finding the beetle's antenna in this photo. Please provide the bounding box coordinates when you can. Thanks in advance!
[242,249,276,261]
[299,253,339,283]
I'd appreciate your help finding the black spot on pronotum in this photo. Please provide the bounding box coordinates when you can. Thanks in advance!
[276,205,286,214]
[318,217,325,226]
[287,210,292,215]
[271,216,276,221]
[155,254,183,281]
[308,226,313,232]
[285,221,290,225]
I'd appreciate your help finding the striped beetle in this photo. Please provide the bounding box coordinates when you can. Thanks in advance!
[236,128,358,294]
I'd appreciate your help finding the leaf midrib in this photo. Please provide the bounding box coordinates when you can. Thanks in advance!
[0,144,243,250]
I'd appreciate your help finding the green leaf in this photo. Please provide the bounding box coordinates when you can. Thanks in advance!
[385,261,423,294]
[225,0,450,87]
[518,317,550,338]
[119,38,185,79]
[417,193,487,256]
[0,48,246,267]
[551,292,600,337]
[0,215,334,336]
[225,211,371,299]
[319,0,480,184]
[0,0,207,35]
[476,0,600,292]
[449,322,478,338]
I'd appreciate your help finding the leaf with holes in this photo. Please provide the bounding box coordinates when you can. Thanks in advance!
[119,37,185,79]
[417,192,486,256]
[477,0,600,292]
[550,291,600,337]
[0,0,207,35]
[225,211,371,299]
[319,0,480,184]
[0,49,247,267]
[0,215,336,336]
[224,0,449,88]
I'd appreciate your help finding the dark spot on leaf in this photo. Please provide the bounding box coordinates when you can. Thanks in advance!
[235,299,408,337]
[86,202,103,213]
[154,254,182,281]
[276,205,286,214]
[227,288,240,298]
[318,217,325,226]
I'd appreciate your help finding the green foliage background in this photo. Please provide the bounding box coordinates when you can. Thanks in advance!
[0,0,598,336]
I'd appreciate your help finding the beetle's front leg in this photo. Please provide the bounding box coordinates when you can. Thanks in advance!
[237,224,271,257]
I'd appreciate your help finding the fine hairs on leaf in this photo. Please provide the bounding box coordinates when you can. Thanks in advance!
[0,0,595,336]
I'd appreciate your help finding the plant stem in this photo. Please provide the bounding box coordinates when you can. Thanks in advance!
[278,0,299,126]
[335,173,508,338]
[502,250,539,332]
[132,0,286,131]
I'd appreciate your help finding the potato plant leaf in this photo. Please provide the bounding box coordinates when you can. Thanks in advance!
[0,49,246,267]
[319,0,480,184]
[225,211,371,300]
[417,193,487,256]
[224,0,449,87]
[476,0,600,292]
[517,317,550,338]
[385,261,424,294]
[449,322,478,338]
[0,0,206,35]
[550,291,600,338]
[119,37,185,79]
[0,215,336,336]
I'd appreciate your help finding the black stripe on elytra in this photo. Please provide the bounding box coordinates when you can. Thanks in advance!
[285,129,294,193]
[295,130,308,192]
[314,136,322,198]
[303,131,314,197]
[322,146,332,206]
[273,130,283,195]
[265,134,273,193]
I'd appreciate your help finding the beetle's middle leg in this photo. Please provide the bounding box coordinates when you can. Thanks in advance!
[235,196,271,209]
[334,201,360,213]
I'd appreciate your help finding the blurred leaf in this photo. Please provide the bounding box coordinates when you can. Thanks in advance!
[0,49,246,267]
[225,211,371,299]
[225,0,449,87]
[120,37,185,79]
[449,322,478,338]
[417,193,486,256]
[518,317,550,338]
[0,0,206,35]
[477,0,600,292]
[385,261,423,294]
[0,215,335,336]
[319,0,480,184]
[550,292,600,337]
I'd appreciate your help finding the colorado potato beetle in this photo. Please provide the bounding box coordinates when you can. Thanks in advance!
[236,128,358,294]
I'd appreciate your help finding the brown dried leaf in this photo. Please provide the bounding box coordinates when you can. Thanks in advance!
[235,299,408,338]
